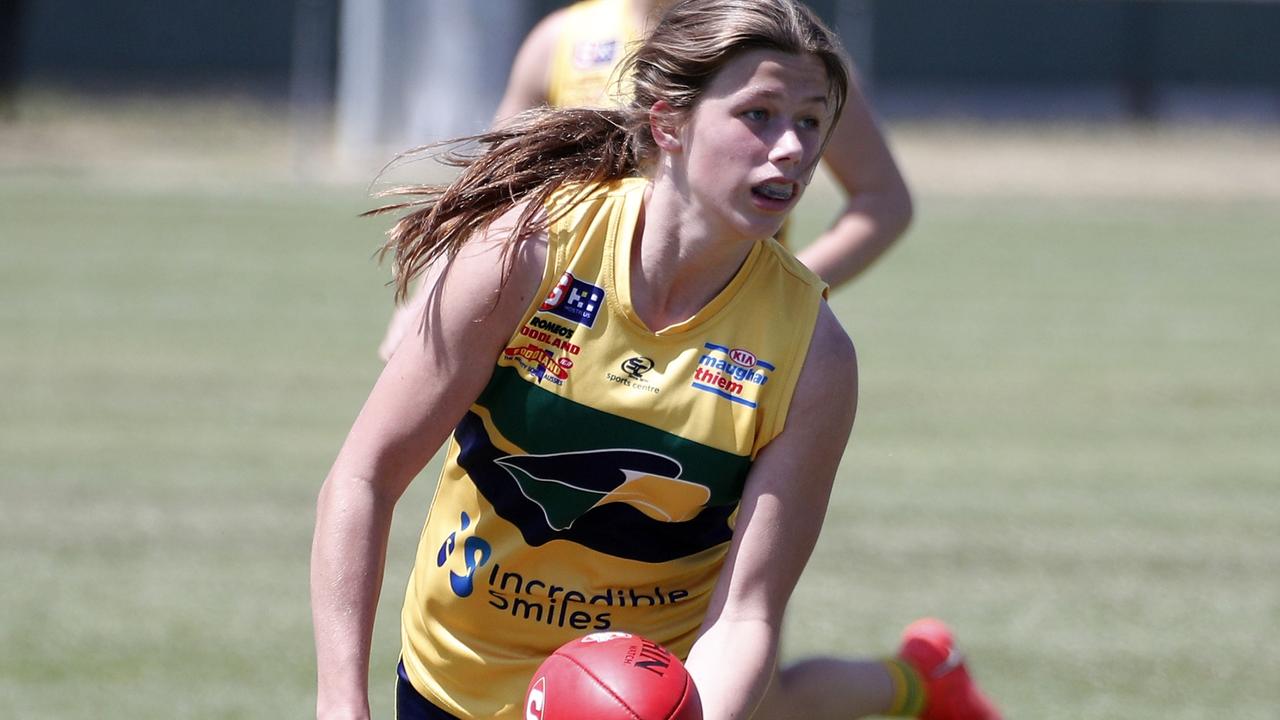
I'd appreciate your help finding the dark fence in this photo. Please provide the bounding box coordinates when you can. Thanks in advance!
[6,0,1278,113]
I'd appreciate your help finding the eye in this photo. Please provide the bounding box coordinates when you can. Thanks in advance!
[742,108,769,122]
[797,116,822,131]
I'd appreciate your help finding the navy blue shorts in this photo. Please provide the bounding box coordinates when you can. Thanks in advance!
[396,661,460,720]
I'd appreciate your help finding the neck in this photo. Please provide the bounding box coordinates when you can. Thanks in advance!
[628,180,758,331]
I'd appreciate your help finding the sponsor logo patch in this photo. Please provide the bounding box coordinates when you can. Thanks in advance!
[519,320,582,356]
[528,315,575,339]
[572,39,618,69]
[540,271,604,328]
[690,342,775,408]
[504,344,574,385]
[607,356,660,394]
[620,356,655,379]
[436,511,491,598]
[432,497,693,631]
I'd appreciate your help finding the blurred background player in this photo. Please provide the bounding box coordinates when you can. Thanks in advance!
[378,0,912,360]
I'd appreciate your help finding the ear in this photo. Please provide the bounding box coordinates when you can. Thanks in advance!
[648,100,684,153]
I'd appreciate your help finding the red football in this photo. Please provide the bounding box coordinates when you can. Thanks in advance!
[524,632,703,720]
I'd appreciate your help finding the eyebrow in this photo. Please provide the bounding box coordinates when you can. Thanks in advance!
[741,87,830,106]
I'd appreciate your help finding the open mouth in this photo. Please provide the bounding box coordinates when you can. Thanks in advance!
[752,181,795,202]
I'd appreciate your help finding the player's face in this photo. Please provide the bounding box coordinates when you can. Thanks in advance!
[676,49,832,241]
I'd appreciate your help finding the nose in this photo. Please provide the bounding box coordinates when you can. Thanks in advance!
[768,126,804,167]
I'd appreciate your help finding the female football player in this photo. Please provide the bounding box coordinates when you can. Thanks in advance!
[313,1,998,718]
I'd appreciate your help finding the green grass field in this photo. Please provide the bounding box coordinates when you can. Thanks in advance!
[1,97,1278,718]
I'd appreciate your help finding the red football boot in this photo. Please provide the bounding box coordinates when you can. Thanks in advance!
[898,618,1002,720]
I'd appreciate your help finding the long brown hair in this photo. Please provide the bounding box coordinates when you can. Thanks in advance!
[370,0,851,301]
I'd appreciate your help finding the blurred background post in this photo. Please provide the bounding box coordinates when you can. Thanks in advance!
[2,2,1277,719]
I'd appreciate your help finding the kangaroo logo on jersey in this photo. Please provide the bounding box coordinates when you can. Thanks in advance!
[454,411,741,562]
[495,449,709,531]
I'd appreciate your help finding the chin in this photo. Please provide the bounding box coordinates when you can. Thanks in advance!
[716,203,788,243]
[740,206,792,240]
[746,216,789,242]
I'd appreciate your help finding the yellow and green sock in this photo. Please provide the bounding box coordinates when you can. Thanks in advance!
[881,657,927,716]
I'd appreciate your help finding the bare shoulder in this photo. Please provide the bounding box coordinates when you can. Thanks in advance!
[349,202,552,485]
[434,202,549,324]
[518,6,570,65]
[394,203,549,366]
[775,302,858,446]
[801,302,858,394]
[460,200,549,257]
[496,8,572,120]
[529,5,573,46]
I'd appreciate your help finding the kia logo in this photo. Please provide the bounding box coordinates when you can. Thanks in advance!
[621,356,655,379]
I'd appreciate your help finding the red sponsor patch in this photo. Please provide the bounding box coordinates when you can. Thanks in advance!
[504,344,570,381]
[540,272,574,311]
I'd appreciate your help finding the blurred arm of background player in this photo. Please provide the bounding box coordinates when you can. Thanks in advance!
[793,72,913,289]
[378,6,912,360]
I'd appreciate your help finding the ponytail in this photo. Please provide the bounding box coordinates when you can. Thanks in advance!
[367,107,647,302]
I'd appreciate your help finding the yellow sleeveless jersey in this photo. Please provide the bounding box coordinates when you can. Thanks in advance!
[546,0,640,109]
[400,178,827,719]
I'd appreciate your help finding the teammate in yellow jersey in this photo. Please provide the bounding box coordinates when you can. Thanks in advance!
[378,0,912,361]
[313,2,1000,719]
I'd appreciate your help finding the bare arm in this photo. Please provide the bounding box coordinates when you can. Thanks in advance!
[313,216,547,719]
[683,305,859,719]
[795,77,913,290]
